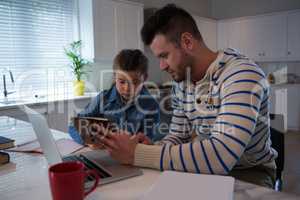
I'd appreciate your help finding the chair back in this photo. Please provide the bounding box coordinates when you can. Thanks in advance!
[270,127,285,191]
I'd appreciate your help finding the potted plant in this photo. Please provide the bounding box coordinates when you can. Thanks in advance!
[64,40,90,96]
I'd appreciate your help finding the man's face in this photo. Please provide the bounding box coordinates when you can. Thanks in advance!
[115,70,145,101]
[150,34,192,82]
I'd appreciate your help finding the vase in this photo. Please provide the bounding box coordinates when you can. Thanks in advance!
[73,80,85,96]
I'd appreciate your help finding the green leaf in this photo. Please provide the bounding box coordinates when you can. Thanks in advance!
[64,40,91,81]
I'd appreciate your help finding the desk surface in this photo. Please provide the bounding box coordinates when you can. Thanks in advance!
[0,117,299,200]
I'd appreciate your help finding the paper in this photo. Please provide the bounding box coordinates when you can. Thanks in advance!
[7,138,84,156]
[142,171,234,200]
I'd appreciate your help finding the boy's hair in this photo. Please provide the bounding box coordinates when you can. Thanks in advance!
[113,49,148,75]
[141,4,202,46]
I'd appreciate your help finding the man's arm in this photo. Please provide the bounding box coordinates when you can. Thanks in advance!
[134,65,269,174]
[158,85,192,145]
[141,108,161,142]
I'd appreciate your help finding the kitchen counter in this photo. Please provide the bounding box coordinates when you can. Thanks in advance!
[0,92,98,111]
[0,92,98,132]
[270,83,300,88]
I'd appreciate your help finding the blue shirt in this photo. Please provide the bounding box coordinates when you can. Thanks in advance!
[68,85,162,144]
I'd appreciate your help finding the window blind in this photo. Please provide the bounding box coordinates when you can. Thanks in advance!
[0,0,78,99]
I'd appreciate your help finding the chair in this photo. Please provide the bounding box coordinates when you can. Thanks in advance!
[270,126,285,191]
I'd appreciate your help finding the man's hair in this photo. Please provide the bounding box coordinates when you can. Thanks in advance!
[113,49,148,75]
[141,4,202,46]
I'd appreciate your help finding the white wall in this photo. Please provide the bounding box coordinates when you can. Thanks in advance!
[212,0,300,19]
[130,0,213,84]
[129,0,212,18]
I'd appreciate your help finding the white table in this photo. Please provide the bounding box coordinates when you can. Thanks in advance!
[0,117,299,200]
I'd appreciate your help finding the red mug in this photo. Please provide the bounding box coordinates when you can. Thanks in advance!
[48,161,99,200]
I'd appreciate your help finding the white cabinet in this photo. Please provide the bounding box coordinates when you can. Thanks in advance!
[194,16,217,51]
[217,11,300,62]
[270,85,300,132]
[238,18,262,61]
[286,86,300,131]
[273,88,288,131]
[115,2,143,51]
[261,15,287,61]
[217,21,228,50]
[239,14,287,61]
[217,20,242,52]
[92,0,118,60]
[80,0,144,61]
[287,11,300,60]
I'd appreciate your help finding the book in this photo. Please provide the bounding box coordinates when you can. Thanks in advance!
[142,171,234,200]
[0,151,10,165]
[0,136,15,150]
[72,116,114,145]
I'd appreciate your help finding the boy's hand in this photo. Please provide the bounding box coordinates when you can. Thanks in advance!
[87,143,105,150]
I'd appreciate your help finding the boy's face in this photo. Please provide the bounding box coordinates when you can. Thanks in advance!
[115,70,146,101]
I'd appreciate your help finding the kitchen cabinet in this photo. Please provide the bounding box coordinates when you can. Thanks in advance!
[115,1,143,52]
[194,16,217,51]
[286,85,300,131]
[217,20,243,52]
[240,14,287,62]
[217,21,227,50]
[79,0,143,61]
[270,84,300,132]
[217,11,300,62]
[271,87,288,131]
[287,11,300,61]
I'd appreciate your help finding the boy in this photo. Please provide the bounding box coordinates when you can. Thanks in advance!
[69,49,161,145]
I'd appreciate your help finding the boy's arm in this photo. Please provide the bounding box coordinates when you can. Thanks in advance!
[77,94,102,117]
[68,125,84,144]
[68,93,103,144]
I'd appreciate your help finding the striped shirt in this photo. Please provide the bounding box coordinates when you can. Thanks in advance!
[134,48,277,175]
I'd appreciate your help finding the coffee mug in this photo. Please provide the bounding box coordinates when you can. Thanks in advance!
[48,161,99,200]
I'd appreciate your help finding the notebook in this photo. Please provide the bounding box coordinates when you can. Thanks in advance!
[0,136,15,150]
[142,171,234,200]
[0,151,10,165]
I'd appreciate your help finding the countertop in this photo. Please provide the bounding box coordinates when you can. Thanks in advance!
[270,83,300,88]
[0,92,98,111]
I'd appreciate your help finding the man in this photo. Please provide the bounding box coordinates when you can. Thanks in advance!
[102,4,277,188]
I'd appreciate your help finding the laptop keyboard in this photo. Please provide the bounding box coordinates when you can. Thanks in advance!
[63,155,112,181]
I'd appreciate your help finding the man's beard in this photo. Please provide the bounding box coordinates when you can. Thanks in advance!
[172,53,193,82]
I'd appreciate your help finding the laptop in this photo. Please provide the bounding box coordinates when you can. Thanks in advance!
[23,105,143,186]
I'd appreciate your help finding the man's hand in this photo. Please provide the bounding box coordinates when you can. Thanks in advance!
[134,132,153,145]
[101,131,139,165]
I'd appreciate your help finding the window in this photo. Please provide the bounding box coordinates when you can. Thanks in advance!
[0,0,78,100]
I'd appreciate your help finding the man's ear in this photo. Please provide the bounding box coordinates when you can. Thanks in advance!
[180,32,194,51]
